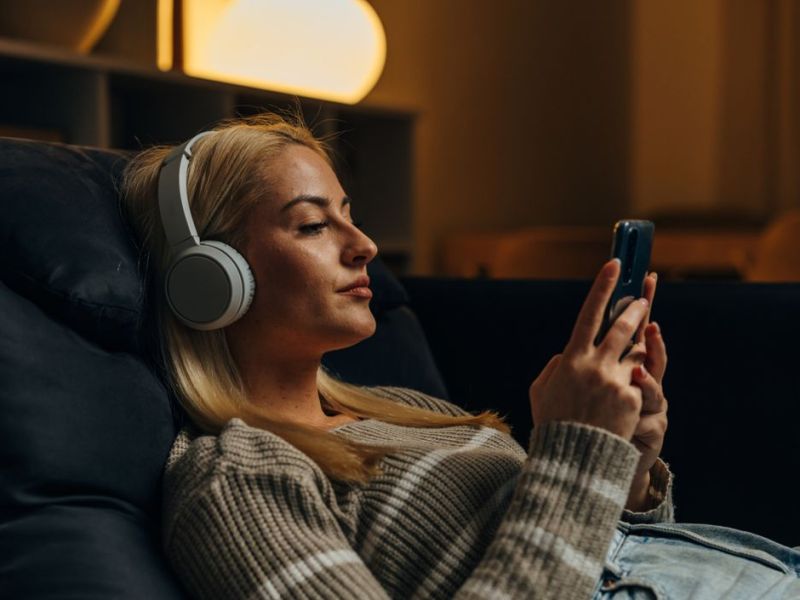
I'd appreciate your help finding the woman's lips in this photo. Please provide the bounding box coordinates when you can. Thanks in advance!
[338,287,373,298]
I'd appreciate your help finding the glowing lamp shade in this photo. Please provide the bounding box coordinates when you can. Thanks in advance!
[177,0,386,104]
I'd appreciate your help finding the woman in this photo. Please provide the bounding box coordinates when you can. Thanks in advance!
[122,113,800,599]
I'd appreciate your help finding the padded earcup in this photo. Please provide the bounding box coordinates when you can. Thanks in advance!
[203,240,256,319]
[165,241,255,330]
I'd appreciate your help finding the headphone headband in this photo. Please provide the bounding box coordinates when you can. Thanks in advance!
[158,131,214,252]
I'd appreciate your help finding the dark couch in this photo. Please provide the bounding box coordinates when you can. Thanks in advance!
[400,277,800,548]
[2,138,798,598]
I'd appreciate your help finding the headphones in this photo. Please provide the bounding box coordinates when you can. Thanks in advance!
[157,131,256,330]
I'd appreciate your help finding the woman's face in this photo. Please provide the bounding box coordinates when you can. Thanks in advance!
[229,144,379,358]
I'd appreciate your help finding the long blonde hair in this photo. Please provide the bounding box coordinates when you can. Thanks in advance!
[121,112,507,483]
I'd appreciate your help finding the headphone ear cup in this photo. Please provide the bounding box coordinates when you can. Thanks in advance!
[202,240,256,320]
[165,241,255,330]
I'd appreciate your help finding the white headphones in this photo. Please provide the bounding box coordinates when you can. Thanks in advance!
[157,131,256,330]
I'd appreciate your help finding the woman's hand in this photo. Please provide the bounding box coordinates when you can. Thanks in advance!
[528,259,651,440]
[624,272,669,510]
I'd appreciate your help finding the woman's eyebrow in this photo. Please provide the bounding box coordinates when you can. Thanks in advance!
[280,194,351,213]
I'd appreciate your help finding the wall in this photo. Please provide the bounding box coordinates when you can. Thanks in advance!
[367,0,800,275]
[365,1,632,274]
[630,0,724,218]
[631,0,800,223]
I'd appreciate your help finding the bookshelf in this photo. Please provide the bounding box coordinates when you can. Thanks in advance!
[0,36,415,274]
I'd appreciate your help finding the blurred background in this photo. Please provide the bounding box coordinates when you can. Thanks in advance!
[2,0,799,280]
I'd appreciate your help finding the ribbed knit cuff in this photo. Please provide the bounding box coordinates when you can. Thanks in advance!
[525,421,641,512]
[527,420,641,490]
[621,457,675,524]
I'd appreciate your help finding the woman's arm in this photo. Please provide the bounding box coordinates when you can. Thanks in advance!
[454,419,641,599]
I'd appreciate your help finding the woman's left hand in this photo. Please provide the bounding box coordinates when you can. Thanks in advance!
[624,273,669,511]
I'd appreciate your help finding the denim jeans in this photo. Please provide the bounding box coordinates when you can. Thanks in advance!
[592,522,800,599]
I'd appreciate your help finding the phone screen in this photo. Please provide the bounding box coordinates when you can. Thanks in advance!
[594,220,654,348]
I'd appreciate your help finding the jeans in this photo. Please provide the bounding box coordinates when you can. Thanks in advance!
[592,522,800,599]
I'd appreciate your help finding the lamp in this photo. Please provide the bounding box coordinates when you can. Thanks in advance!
[159,0,386,104]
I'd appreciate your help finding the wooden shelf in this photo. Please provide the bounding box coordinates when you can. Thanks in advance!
[443,227,763,281]
[0,36,416,275]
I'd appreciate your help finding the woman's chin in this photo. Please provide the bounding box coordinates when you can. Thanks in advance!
[326,319,377,351]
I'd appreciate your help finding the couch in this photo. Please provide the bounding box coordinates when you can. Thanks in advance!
[2,138,798,598]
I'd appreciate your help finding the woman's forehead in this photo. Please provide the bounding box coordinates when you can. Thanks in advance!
[265,145,341,198]
[249,146,346,220]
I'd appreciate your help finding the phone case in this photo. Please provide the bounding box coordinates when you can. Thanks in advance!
[595,220,654,346]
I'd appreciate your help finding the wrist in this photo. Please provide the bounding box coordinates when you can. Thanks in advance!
[625,471,651,512]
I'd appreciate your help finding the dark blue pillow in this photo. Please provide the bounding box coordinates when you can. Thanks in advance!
[0,139,142,352]
[0,138,184,597]
[0,280,184,598]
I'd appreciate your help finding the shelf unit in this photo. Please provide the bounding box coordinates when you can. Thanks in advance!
[0,37,415,274]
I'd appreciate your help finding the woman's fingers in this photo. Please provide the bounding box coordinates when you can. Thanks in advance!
[635,273,657,344]
[625,341,647,365]
[597,296,650,362]
[630,361,669,481]
[632,364,667,414]
[565,259,621,356]
[643,322,668,383]
[630,411,668,458]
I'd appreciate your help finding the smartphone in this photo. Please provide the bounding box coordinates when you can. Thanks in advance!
[594,220,654,348]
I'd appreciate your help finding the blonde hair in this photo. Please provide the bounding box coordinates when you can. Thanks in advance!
[121,112,508,483]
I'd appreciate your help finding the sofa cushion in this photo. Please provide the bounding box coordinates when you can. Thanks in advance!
[0,280,184,599]
[0,138,141,351]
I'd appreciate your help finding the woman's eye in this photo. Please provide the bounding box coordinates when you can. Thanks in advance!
[299,221,329,235]
[298,219,363,235]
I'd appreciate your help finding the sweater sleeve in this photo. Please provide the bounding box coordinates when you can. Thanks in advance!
[164,418,641,600]
[450,420,640,599]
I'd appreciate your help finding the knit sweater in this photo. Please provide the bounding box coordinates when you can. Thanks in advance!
[162,386,674,599]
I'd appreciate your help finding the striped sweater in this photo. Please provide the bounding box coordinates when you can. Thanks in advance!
[162,386,674,599]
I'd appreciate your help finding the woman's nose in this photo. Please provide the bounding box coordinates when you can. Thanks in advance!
[342,224,378,266]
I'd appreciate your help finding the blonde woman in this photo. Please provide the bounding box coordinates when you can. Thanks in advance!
[122,113,800,599]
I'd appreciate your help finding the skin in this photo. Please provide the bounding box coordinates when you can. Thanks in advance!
[224,144,378,430]
[529,261,668,512]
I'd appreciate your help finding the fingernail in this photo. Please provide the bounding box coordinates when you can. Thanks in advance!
[651,272,658,282]
[640,298,649,307]
[652,321,660,334]
[636,364,648,379]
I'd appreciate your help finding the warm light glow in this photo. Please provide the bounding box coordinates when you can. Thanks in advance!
[78,0,121,54]
[171,0,386,104]
[157,0,173,71]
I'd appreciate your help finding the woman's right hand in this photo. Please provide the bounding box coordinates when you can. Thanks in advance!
[528,258,650,441]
